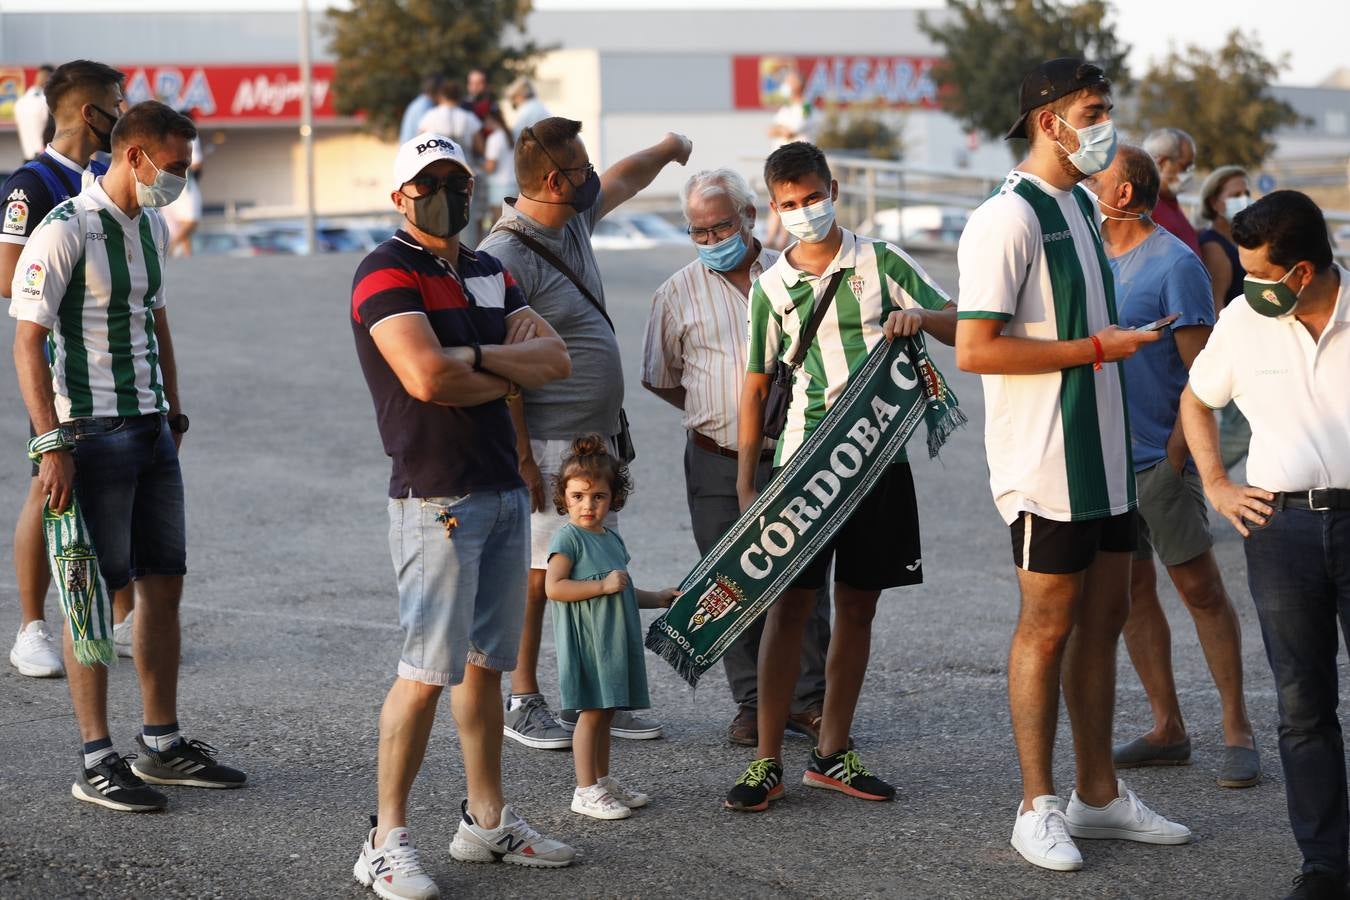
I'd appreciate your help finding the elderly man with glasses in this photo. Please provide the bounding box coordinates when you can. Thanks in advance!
[641,168,832,748]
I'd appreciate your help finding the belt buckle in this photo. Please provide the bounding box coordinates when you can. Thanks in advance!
[1308,489,1332,511]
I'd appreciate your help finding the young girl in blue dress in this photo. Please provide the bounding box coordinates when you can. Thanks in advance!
[544,434,678,820]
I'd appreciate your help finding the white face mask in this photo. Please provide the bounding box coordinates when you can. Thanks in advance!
[1224,195,1251,220]
[1055,114,1117,177]
[778,196,836,243]
[133,150,187,208]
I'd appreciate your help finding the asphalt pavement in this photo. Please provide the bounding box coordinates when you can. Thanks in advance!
[0,243,1313,898]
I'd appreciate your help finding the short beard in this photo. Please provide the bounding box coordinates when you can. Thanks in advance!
[1051,126,1086,183]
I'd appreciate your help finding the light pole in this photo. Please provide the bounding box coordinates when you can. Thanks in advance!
[299,0,317,255]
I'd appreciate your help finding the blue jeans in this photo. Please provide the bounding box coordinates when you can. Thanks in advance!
[1245,505,1350,877]
[70,414,186,591]
[388,488,529,687]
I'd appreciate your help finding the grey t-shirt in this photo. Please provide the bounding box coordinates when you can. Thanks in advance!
[478,198,623,439]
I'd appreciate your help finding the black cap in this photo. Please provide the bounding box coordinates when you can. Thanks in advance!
[1005,57,1109,140]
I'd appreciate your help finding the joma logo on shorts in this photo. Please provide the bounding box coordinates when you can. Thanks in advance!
[1042,230,1073,243]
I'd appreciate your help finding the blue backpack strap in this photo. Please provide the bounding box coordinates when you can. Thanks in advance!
[23,154,81,204]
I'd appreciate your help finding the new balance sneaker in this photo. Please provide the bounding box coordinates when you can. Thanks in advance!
[802,748,895,801]
[724,758,784,812]
[449,800,576,868]
[353,819,439,900]
[113,613,134,659]
[71,753,167,813]
[1065,779,1192,844]
[1011,796,1083,872]
[571,784,631,820]
[130,735,247,789]
[9,620,64,678]
[559,708,664,740]
[503,695,572,750]
[598,774,649,809]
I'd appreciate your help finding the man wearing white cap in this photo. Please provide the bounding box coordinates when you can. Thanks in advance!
[351,134,574,899]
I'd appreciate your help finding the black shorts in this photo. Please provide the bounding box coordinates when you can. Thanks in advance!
[789,462,923,592]
[1009,510,1138,575]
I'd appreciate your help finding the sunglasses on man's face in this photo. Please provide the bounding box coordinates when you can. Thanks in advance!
[400,173,472,198]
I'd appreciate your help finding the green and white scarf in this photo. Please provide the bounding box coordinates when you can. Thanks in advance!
[28,429,115,666]
[646,334,964,687]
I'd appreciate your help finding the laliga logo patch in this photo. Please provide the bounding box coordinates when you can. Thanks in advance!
[3,200,28,235]
[688,574,745,633]
[416,138,454,155]
[23,261,44,289]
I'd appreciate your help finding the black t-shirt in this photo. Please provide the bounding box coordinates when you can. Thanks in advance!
[351,231,527,499]
[2,152,87,244]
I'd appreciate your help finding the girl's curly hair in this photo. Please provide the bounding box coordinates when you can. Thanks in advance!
[551,433,631,515]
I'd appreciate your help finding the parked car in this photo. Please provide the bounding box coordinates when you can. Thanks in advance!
[590,212,689,250]
[856,205,970,248]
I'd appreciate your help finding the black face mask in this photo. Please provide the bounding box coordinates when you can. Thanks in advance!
[407,185,471,238]
[87,105,119,154]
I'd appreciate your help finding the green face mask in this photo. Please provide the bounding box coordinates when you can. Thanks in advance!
[1243,265,1305,318]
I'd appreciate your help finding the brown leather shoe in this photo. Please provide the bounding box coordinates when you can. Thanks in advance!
[785,706,823,742]
[728,706,757,746]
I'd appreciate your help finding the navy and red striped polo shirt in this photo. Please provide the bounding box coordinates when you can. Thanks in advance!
[352,230,527,498]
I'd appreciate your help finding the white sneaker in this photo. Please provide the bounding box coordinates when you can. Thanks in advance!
[113,613,134,659]
[599,774,649,809]
[1011,795,1083,871]
[570,784,631,820]
[9,621,64,678]
[352,824,439,900]
[449,801,576,867]
[1066,779,1192,844]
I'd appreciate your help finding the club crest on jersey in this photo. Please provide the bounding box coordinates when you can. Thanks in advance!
[3,200,27,235]
[848,274,864,296]
[688,574,744,633]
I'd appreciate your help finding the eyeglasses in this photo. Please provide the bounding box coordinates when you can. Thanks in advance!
[687,218,739,245]
[521,125,594,184]
[400,172,472,199]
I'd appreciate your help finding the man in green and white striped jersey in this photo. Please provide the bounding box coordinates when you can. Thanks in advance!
[10,101,245,813]
[956,58,1190,872]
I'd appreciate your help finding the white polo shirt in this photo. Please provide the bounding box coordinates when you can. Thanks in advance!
[1188,264,1350,491]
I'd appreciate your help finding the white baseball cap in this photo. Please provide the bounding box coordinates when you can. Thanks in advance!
[392,134,472,190]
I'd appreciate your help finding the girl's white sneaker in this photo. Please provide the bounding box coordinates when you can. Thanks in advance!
[571,784,631,820]
[599,775,649,809]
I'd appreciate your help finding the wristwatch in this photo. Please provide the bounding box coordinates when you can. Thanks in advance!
[168,413,190,434]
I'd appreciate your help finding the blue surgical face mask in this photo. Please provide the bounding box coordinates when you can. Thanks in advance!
[134,150,187,208]
[779,196,835,243]
[697,228,749,271]
[1055,115,1117,177]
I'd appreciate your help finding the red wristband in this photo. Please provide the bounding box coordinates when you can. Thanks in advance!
[1089,335,1104,371]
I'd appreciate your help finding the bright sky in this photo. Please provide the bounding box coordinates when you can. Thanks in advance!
[2,0,1340,87]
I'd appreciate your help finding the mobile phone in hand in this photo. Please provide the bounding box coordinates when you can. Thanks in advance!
[1133,313,1180,332]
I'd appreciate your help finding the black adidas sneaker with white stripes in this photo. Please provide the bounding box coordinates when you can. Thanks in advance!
[131,735,247,789]
[802,748,896,801]
[72,753,168,812]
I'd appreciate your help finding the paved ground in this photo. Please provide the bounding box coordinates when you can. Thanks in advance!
[0,244,1316,898]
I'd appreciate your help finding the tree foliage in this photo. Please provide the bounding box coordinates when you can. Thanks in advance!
[324,0,546,138]
[919,0,1130,145]
[816,106,905,161]
[1133,31,1304,170]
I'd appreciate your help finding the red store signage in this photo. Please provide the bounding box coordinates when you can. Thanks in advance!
[733,55,941,110]
[0,64,342,126]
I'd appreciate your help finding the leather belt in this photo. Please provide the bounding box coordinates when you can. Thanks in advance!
[690,431,773,462]
[1277,489,1350,511]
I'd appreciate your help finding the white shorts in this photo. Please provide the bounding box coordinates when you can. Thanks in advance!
[529,436,621,569]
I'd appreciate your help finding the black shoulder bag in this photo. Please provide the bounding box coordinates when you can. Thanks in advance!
[491,222,638,463]
[762,269,846,440]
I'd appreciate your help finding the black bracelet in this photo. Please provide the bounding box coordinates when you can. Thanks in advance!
[470,343,483,371]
